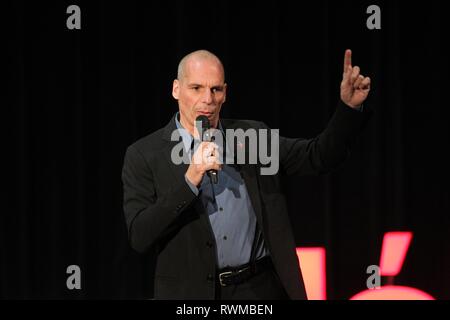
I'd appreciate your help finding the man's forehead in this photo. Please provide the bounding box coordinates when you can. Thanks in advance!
[184,72,225,86]
[185,58,223,75]
[185,81,225,87]
[187,56,221,68]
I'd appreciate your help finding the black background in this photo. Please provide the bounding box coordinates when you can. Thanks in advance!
[3,0,450,299]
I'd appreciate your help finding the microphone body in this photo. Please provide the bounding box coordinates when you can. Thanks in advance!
[196,115,218,184]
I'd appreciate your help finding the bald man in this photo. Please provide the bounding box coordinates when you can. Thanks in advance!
[122,49,371,300]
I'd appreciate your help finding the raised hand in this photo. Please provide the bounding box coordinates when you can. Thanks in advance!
[340,49,371,109]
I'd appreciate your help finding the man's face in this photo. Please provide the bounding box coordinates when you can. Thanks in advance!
[172,58,227,131]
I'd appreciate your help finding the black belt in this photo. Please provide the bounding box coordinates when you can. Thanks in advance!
[217,256,273,287]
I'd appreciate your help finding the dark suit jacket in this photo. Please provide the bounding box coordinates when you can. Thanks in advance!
[122,101,371,299]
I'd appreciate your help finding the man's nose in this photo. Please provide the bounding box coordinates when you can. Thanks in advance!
[202,89,213,104]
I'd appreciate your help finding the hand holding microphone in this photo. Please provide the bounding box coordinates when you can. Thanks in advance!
[185,116,221,186]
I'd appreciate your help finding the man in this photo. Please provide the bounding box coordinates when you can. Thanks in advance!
[122,49,371,299]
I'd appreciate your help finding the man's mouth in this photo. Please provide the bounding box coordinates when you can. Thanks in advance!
[197,111,214,117]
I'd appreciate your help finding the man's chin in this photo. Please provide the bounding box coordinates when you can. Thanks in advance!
[196,112,218,124]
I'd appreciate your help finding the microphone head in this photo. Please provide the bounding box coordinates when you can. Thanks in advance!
[195,115,210,130]
[195,115,211,142]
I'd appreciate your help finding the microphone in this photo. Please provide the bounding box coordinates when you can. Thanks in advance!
[196,115,218,184]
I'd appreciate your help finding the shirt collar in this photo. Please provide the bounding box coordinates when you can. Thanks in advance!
[174,112,194,152]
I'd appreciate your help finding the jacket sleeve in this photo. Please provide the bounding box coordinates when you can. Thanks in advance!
[121,145,197,253]
[279,101,372,176]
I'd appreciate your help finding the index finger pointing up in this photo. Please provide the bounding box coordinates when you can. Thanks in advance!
[344,49,352,74]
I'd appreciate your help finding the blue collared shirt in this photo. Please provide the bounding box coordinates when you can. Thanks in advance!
[175,114,268,268]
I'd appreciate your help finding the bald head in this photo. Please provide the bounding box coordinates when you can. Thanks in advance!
[177,50,225,82]
[172,49,227,133]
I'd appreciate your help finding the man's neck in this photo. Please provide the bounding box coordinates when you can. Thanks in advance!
[179,117,197,138]
[179,115,218,138]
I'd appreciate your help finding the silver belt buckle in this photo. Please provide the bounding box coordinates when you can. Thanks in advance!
[219,266,251,287]
[219,271,233,287]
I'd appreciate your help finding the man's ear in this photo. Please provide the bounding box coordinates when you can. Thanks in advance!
[172,79,179,100]
[223,83,227,103]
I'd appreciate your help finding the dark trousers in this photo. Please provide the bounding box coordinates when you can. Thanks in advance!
[215,263,290,300]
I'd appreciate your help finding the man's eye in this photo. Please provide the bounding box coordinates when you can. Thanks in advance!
[191,87,199,90]
[212,88,222,93]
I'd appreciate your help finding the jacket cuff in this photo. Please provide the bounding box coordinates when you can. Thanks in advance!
[184,174,200,196]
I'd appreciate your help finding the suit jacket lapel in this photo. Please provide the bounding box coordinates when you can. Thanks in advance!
[161,116,265,235]
[221,119,265,227]
[240,164,264,227]
[162,115,213,235]
[162,116,190,181]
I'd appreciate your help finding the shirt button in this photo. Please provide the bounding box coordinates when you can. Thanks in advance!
[219,207,223,212]
[223,236,227,240]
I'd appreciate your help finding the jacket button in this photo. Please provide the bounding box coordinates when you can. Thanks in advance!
[206,241,213,248]
[207,274,214,282]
